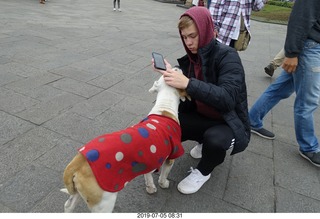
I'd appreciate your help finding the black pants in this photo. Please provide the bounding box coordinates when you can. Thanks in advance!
[179,111,234,176]
[113,0,120,8]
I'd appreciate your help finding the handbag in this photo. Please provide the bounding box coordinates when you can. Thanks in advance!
[234,15,251,51]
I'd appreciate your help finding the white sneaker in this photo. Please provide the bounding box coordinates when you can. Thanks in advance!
[177,167,210,194]
[190,143,202,159]
[118,8,121,12]
[113,8,116,11]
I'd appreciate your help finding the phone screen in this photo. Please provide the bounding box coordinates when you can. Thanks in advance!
[152,52,166,71]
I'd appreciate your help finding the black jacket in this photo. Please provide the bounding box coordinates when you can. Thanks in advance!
[177,40,250,155]
[285,0,320,58]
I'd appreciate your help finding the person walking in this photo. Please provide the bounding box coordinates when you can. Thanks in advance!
[113,0,121,12]
[152,6,250,194]
[249,0,320,167]
[264,48,285,77]
[209,0,267,48]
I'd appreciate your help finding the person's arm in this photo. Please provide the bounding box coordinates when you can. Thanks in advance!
[186,50,245,112]
[283,0,320,73]
[284,0,319,58]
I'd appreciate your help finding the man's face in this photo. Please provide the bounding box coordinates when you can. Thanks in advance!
[181,23,199,54]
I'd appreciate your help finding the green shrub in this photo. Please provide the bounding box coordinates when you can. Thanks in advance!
[267,0,294,8]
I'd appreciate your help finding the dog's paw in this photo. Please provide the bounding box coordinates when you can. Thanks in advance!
[158,179,170,189]
[146,185,157,194]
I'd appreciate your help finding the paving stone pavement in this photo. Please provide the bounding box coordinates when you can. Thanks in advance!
[0,0,320,214]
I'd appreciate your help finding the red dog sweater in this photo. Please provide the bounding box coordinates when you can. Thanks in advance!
[79,114,184,192]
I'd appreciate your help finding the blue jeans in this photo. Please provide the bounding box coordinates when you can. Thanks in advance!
[249,39,320,153]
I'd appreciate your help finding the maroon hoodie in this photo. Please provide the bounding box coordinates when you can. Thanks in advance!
[180,7,222,120]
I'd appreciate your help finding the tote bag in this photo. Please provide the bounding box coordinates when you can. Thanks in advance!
[234,15,251,51]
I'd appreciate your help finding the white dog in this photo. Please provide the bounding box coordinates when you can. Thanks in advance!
[61,68,189,213]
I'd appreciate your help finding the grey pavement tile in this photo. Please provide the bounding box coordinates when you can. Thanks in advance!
[0,68,23,87]
[163,189,249,213]
[42,111,114,144]
[95,49,143,66]
[69,57,114,76]
[108,79,157,103]
[0,203,13,213]
[1,61,47,78]
[110,96,154,117]
[128,68,160,87]
[21,84,68,102]
[0,164,60,212]
[0,111,35,146]
[50,77,104,98]
[50,65,102,82]
[31,187,89,213]
[224,151,274,212]
[95,109,140,132]
[114,175,173,213]
[16,92,85,125]
[35,138,82,173]
[26,51,91,71]
[247,135,274,159]
[0,55,11,64]
[274,142,320,201]
[275,187,320,213]
[0,87,40,114]
[4,72,62,94]
[88,70,125,89]
[0,127,66,183]
[70,90,125,120]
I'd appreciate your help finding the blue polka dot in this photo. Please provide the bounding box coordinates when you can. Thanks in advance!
[86,149,99,162]
[105,163,112,169]
[141,117,149,122]
[138,127,149,138]
[158,157,164,164]
[131,161,138,167]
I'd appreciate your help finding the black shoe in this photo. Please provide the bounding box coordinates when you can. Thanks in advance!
[251,127,275,140]
[299,151,320,167]
[264,64,275,77]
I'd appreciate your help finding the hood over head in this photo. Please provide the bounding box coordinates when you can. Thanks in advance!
[179,7,215,57]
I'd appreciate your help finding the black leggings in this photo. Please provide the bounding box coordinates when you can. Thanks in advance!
[113,0,120,8]
[179,111,235,176]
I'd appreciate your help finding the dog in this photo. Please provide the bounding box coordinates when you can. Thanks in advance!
[61,68,189,213]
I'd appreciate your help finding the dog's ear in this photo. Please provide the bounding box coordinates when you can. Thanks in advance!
[177,89,191,102]
[149,80,160,93]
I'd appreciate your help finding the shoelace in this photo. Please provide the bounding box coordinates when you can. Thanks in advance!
[187,167,201,181]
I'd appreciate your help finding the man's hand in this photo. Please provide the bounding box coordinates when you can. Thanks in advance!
[162,69,189,89]
[282,57,298,73]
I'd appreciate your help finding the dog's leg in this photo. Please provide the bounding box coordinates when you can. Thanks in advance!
[90,191,118,213]
[158,159,174,189]
[64,192,81,213]
[144,172,157,194]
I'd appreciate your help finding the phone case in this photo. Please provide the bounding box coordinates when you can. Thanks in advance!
[152,52,166,71]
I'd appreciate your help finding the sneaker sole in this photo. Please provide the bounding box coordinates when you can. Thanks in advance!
[299,151,320,167]
[251,129,275,140]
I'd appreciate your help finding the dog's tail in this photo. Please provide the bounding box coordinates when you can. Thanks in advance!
[63,153,86,195]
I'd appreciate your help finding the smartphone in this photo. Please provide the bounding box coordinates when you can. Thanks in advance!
[152,52,166,71]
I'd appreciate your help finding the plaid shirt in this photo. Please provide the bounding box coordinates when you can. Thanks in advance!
[209,0,266,46]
